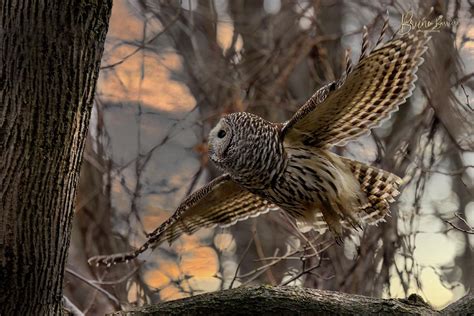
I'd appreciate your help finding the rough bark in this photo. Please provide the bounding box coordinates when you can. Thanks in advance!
[0,1,112,315]
[110,286,472,315]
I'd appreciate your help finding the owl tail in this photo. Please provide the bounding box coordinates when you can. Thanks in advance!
[343,158,403,225]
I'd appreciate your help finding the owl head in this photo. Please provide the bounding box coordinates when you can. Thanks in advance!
[208,112,285,189]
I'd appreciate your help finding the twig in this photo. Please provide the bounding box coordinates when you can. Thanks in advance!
[280,211,319,257]
[63,295,84,316]
[238,237,333,286]
[91,267,139,285]
[460,84,473,111]
[229,230,255,289]
[280,262,322,286]
[253,221,277,285]
[443,213,474,234]
[100,10,181,70]
[65,268,120,306]
[455,73,474,86]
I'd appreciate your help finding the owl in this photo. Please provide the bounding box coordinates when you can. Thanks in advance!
[89,27,430,267]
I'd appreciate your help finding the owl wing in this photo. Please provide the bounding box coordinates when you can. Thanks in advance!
[88,174,278,266]
[281,31,429,148]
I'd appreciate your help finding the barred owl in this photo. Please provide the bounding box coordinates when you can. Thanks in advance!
[89,27,430,266]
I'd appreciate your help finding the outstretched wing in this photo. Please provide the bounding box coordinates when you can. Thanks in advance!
[88,174,278,266]
[282,31,430,148]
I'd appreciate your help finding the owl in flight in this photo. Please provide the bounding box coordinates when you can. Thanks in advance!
[89,25,429,266]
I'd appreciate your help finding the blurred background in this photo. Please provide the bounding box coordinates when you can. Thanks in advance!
[64,0,474,314]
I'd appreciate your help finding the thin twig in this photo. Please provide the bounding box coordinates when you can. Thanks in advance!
[229,231,255,289]
[100,10,181,70]
[443,213,474,234]
[91,267,139,285]
[65,268,120,306]
[253,221,277,285]
[460,84,473,111]
[63,295,84,316]
[280,262,322,286]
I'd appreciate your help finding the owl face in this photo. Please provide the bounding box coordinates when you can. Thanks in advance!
[208,112,286,189]
[208,117,234,166]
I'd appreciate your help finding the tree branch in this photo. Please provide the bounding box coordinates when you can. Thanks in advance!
[108,285,473,315]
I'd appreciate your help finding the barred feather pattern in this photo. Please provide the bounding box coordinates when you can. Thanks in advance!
[288,153,403,235]
[342,158,402,224]
[345,48,353,75]
[282,30,430,148]
[360,25,370,61]
[267,147,367,236]
[88,175,279,266]
[89,30,428,267]
[375,12,390,48]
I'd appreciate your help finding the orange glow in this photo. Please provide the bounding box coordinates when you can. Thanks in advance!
[188,276,221,292]
[143,213,169,232]
[108,0,149,41]
[127,282,138,303]
[158,260,182,281]
[98,52,196,111]
[98,0,196,112]
[159,284,190,301]
[217,22,243,53]
[173,234,202,253]
[217,22,233,52]
[181,246,219,277]
[460,26,474,50]
[145,269,170,289]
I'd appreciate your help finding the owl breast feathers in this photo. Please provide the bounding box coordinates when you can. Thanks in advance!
[89,27,430,267]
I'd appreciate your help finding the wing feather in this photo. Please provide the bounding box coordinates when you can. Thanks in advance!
[282,30,430,147]
[88,174,278,266]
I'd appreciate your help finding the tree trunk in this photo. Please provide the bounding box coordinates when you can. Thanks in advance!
[109,285,473,315]
[0,1,112,314]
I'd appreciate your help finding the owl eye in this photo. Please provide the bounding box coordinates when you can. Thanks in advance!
[217,130,226,138]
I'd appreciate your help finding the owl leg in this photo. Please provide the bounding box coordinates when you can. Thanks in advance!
[319,206,344,244]
[335,201,363,231]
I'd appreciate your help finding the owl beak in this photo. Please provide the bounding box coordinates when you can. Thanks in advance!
[208,143,216,161]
